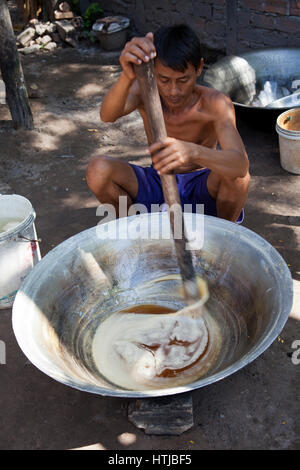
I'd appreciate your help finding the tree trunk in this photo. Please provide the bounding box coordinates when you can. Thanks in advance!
[44,0,57,21]
[0,0,34,129]
[15,0,26,25]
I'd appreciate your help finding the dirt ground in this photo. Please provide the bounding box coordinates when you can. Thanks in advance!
[0,45,299,450]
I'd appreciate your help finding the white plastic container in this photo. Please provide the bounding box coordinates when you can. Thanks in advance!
[0,194,41,309]
[276,108,300,174]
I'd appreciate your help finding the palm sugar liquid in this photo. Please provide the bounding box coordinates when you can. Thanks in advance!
[91,303,223,391]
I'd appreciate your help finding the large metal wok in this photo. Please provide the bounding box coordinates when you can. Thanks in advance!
[202,48,300,126]
[12,213,293,397]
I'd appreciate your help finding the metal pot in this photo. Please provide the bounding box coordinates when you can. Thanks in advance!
[12,213,293,397]
[202,48,300,128]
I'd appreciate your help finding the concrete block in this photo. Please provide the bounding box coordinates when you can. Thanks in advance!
[17,27,36,47]
[55,20,75,41]
[35,23,48,36]
[18,44,41,54]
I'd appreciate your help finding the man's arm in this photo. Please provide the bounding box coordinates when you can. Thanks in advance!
[100,33,156,123]
[100,75,140,122]
[195,93,249,178]
[149,94,249,179]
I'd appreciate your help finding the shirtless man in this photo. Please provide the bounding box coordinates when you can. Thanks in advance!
[86,24,250,223]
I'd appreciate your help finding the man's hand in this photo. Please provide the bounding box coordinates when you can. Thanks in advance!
[148,137,200,174]
[119,32,156,81]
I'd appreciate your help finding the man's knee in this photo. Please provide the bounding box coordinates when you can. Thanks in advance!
[221,172,250,197]
[86,155,113,192]
[239,171,251,190]
[209,171,250,199]
[236,172,250,201]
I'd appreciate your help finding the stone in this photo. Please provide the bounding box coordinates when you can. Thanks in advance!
[17,27,36,47]
[39,35,52,45]
[35,23,48,36]
[64,36,78,47]
[46,23,57,34]
[27,83,42,98]
[59,1,71,11]
[50,32,61,43]
[127,393,194,435]
[55,20,75,41]
[18,44,41,55]
[44,42,58,51]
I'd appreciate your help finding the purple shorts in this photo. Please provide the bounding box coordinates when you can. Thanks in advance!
[129,164,244,224]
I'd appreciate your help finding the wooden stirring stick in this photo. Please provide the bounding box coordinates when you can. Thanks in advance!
[134,60,201,305]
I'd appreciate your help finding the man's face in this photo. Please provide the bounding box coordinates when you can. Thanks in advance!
[154,59,203,109]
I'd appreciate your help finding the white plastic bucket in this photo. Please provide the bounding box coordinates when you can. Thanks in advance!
[0,194,41,309]
[276,108,300,174]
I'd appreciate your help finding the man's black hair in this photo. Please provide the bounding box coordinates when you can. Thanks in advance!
[154,24,203,72]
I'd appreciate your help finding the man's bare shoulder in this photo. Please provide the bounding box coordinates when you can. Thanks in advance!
[196,85,234,115]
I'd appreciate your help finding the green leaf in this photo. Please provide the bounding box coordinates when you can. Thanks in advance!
[83,3,104,31]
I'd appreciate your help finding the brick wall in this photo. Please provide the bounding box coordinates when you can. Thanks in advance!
[238,0,300,51]
[95,0,300,59]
